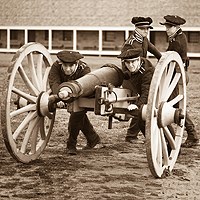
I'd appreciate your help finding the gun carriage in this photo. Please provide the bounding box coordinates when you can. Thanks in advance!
[1,42,186,178]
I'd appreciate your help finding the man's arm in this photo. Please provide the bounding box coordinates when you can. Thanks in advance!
[48,62,62,94]
[137,64,154,107]
[148,41,162,60]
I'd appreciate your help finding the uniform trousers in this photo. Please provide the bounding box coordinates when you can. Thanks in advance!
[67,110,99,149]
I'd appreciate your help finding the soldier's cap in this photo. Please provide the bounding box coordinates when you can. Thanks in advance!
[117,44,142,60]
[160,15,186,26]
[57,50,84,63]
[131,17,153,29]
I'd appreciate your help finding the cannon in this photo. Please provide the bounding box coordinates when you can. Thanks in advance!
[0,42,186,178]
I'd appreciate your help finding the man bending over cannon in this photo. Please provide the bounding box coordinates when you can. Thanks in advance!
[48,50,101,155]
[117,44,155,139]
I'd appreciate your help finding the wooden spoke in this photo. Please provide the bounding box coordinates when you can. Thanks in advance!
[42,67,51,91]
[27,52,41,91]
[146,51,186,178]
[36,54,44,89]
[168,94,183,106]
[39,117,46,140]
[18,65,40,96]
[10,104,36,118]
[12,111,37,140]
[160,128,169,166]
[164,73,181,101]
[30,123,40,154]
[163,62,176,92]
[163,126,176,150]
[12,86,37,103]
[1,42,55,163]
[20,116,40,154]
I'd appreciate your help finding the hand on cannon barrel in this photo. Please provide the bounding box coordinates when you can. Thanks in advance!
[56,88,71,108]
[55,87,72,108]
[127,104,138,111]
[57,101,66,108]
[58,90,69,99]
[58,86,72,101]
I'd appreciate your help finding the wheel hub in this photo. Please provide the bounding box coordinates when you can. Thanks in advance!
[36,92,53,118]
[157,102,184,128]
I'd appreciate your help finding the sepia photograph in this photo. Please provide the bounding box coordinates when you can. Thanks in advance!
[0,0,200,199]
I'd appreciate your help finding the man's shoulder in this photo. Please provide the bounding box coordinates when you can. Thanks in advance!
[50,60,61,71]
[76,61,91,76]
[125,37,136,45]
[125,32,142,44]
[176,32,187,41]
[78,61,90,70]
[141,58,154,71]
[141,57,153,65]
[79,60,87,67]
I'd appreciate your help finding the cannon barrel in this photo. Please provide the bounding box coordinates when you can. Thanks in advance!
[58,64,124,100]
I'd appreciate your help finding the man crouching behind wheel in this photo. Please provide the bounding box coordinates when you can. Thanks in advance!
[48,50,101,155]
[117,44,155,142]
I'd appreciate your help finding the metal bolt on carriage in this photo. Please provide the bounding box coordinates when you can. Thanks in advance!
[0,42,186,178]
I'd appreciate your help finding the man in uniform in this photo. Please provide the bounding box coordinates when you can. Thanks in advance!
[48,50,101,155]
[160,15,199,147]
[122,16,161,60]
[117,44,155,140]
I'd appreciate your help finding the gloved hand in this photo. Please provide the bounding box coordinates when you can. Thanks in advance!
[127,104,138,111]
[57,101,65,108]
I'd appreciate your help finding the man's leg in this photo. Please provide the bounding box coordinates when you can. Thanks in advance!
[67,111,86,154]
[81,113,101,149]
[122,80,140,143]
[125,116,140,143]
[182,112,199,147]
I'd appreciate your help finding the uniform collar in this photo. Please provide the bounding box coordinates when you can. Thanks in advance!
[134,29,144,43]
[169,28,182,41]
[138,60,145,74]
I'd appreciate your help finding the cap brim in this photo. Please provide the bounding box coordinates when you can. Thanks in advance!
[136,25,153,29]
[159,21,176,26]
[159,22,166,25]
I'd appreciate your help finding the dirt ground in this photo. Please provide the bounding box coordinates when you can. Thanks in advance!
[0,53,200,200]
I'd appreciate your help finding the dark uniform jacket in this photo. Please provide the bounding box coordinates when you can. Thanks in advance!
[122,30,161,60]
[48,60,90,94]
[122,57,154,107]
[167,28,189,68]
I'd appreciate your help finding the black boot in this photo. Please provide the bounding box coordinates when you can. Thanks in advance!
[182,112,199,148]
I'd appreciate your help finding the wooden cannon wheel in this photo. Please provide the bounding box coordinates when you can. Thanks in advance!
[145,51,186,178]
[1,42,55,163]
